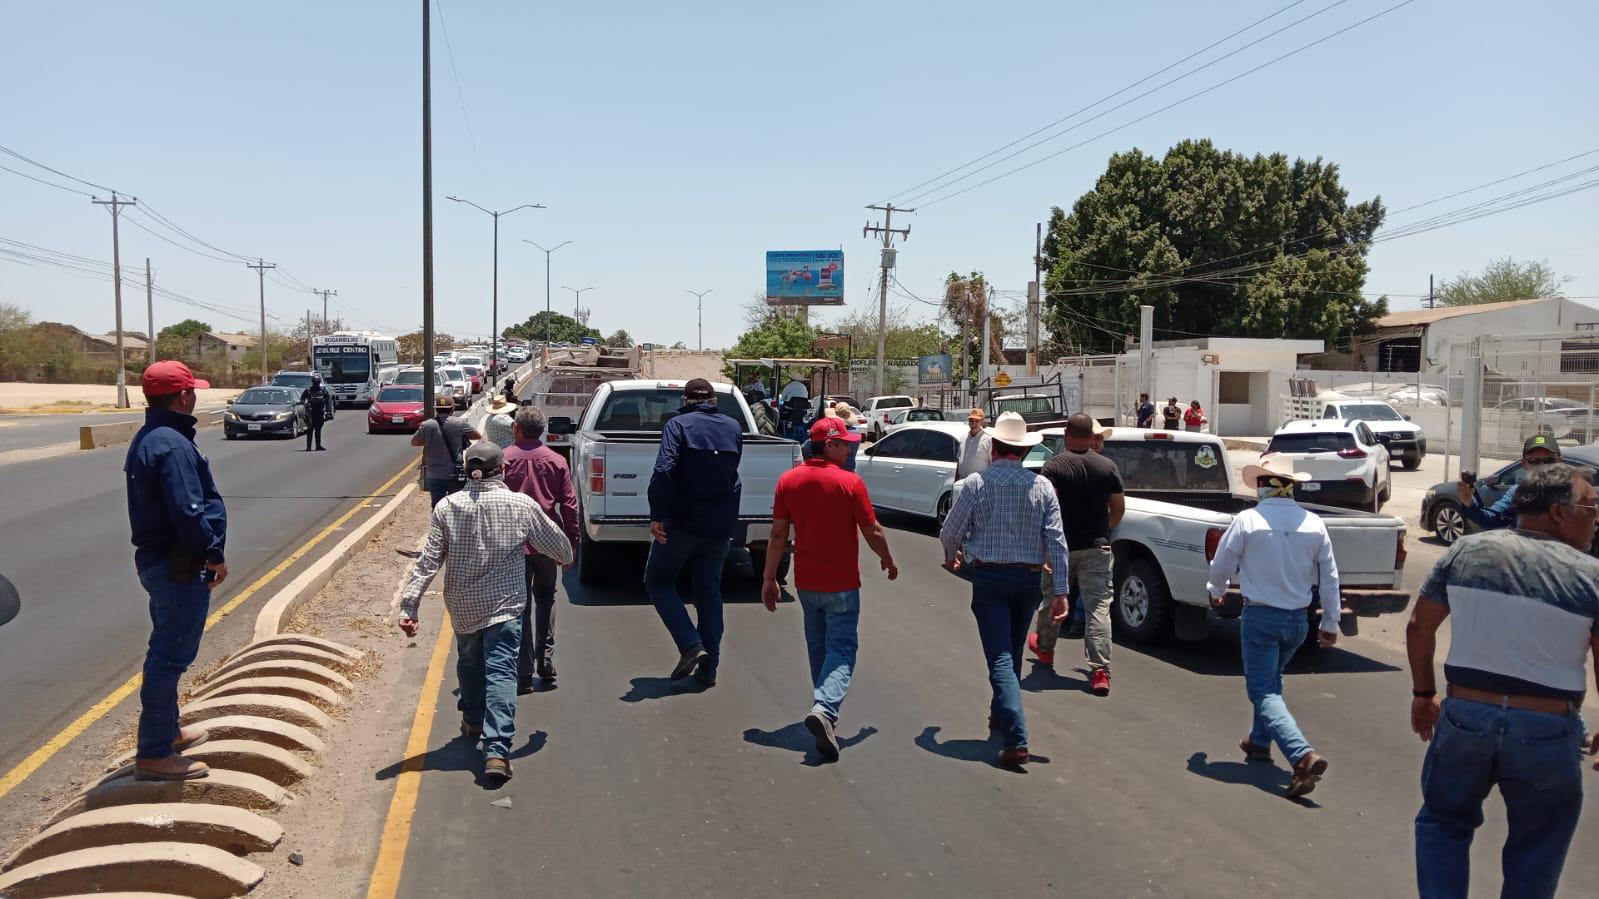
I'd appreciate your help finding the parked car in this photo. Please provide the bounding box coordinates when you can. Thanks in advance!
[270,370,333,420]
[855,422,966,523]
[1491,396,1596,444]
[459,364,485,395]
[884,406,948,435]
[1265,420,1392,512]
[366,384,428,433]
[1419,444,1599,545]
[551,379,802,584]
[861,395,916,441]
[1314,397,1426,469]
[954,427,1410,645]
[223,386,309,440]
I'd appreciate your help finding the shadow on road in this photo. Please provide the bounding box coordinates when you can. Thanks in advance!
[1020,661,1090,694]
[1185,751,1320,808]
[563,547,771,607]
[1119,619,1402,678]
[619,675,707,702]
[374,730,549,789]
[913,725,1050,772]
[873,509,940,538]
[743,721,879,766]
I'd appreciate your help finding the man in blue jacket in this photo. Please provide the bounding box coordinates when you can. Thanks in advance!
[124,361,228,781]
[1457,434,1561,530]
[646,378,743,689]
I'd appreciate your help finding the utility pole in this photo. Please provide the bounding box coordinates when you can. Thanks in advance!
[562,286,593,329]
[687,290,713,351]
[980,285,993,387]
[958,283,970,405]
[145,258,154,364]
[1139,304,1154,404]
[92,192,136,407]
[314,289,337,331]
[1027,222,1042,375]
[446,198,543,371]
[524,239,572,345]
[421,0,436,412]
[305,310,313,361]
[1426,273,1434,310]
[864,203,913,395]
[246,258,276,386]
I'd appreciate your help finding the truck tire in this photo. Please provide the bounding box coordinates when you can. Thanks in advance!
[748,547,790,583]
[1401,454,1420,471]
[1112,555,1172,644]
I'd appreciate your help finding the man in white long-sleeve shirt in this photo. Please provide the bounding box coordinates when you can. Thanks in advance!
[1206,453,1341,799]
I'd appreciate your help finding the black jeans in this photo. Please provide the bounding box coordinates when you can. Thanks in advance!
[304,415,324,449]
[518,554,558,680]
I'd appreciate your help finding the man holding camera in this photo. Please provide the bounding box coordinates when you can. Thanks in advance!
[1457,434,1561,530]
[125,361,228,781]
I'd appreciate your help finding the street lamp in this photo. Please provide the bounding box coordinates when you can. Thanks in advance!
[561,286,594,336]
[445,195,543,372]
[687,289,713,351]
[523,239,573,346]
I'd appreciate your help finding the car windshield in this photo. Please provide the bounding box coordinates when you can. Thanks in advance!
[237,388,293,405]
[1542,398,1586,410]
[442,368,465,380]
[876,397,913,409]
[394,370,425,385]
[314,348,371,384]
[1100,440,1233,491]
[272,373,311,388]
[1267,431,1357,454]
[908,409,944,421]
[1339,403,1402,421]
[594,388,744,432]
[377,387,423,403]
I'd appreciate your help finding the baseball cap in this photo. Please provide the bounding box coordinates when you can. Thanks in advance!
[141,360,210,397]
[683,378,714,400]
[1523,433,1562,456]
[810,416,861,444]
[463,440,504,478]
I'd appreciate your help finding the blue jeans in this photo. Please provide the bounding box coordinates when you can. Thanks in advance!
[1415,697,1585,899]
[1240,604,1313,765]
[799,590,860,722]
[456,617,522,760]
[136,560,211,759]
[644,530,731,675]
[424,477,459,508]
[969,567,1042,750]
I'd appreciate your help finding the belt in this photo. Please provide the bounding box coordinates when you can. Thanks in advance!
[1447,684,1577,717]
[967,561,1044,572]
[1242,599,1308,610]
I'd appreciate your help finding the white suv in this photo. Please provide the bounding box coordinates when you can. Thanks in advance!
[1264,419,1391,512]
[862,395,916,441]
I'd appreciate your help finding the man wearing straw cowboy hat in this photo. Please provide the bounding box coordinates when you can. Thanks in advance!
[1206,452,1341,798]
[939,411,1071,768]
[483,393,519,449]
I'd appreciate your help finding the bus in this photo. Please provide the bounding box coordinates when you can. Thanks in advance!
[311,331,399,406]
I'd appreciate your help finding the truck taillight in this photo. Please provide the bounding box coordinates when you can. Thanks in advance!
[1205,527,1224,562]
[588,456,605,494]
[1395,530,1407,569]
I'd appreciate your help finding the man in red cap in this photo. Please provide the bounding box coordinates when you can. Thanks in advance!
[761,416,898,761]
[123,361,227,781]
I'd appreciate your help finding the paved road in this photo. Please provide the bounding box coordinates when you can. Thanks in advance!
[0,411,138,453]
[383,515,1597,898]
[0,411,421,776]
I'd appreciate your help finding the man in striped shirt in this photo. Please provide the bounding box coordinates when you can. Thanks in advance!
[399,441,573,784]
[939,412,1070,767]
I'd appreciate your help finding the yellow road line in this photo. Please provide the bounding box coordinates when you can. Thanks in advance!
[366,611,455,899]
[0,458,418,802]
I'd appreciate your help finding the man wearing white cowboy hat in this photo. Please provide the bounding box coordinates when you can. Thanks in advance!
[483,394,519,449]
[1206,452,1342,798]
[939,411,1071,767]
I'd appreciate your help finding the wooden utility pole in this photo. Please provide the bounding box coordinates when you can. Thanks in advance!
[421,0,436,412]
[145,258,154,364]
[864,204,913,395]
[246,258,276,386]
[1027,222,1041,375]
[91,192,136,407]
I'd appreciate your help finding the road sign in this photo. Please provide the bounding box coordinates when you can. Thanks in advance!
[994,371,1012,388]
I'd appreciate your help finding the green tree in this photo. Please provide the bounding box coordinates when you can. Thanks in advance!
[153,318,213,362]
[722,311,817,378]
[1041,140,1388,353]
[827,305,944,362]
[943,272,1005,377]
[503,311,600,344]
[605,329,634,348]
[0,303,32,372]
[1437,257,1568,307]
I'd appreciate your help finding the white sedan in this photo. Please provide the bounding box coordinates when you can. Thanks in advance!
[854,421,969,524]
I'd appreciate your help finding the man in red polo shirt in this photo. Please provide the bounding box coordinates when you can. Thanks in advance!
[761,417,898,762]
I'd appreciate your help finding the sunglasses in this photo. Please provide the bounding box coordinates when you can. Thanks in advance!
[1525,457,1560,466]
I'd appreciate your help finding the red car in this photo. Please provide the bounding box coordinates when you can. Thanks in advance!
[367,384,427,433]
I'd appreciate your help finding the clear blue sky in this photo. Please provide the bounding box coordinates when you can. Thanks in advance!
[4,1,1596,349]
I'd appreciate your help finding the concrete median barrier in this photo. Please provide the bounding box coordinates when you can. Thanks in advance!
[50,769,289,827]
[193,675,343,711]
[77,419,142,450]
[181,715,326,756]
[212,643,357,676]
[180,693,334,731]
[0,842,264,899]
[226,633,363,665]
[100,741,312,788]
[2,803,282,871]
[201,658,353,693]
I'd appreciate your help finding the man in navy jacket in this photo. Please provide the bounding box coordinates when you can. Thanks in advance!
[124,361,228,781]
[646,378,743,688]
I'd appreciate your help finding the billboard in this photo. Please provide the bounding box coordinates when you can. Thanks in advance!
[918,353,953,386]
[766,250,844,305]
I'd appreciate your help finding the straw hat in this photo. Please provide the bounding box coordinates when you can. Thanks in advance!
[1091,419,1113,437]
[1242,453,1310,485]
[485,395,517,415]
[983,411,1043,447]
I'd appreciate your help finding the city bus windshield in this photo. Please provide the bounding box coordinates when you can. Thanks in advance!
[315,348,371,384]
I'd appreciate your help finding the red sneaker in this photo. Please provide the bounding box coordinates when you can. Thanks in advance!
[1089,669,1110,696]
[1026,632,1054,667]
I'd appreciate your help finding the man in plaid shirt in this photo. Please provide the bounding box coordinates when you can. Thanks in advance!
[939,411,1070,768]
[399,441,573,784]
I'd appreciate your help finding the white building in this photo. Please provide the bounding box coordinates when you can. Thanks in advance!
[1358,297,1599,376]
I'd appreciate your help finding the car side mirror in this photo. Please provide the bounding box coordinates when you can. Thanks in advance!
[1479,476,1499,489]
[1402,414,1412,421]
[547,416,576,436]
[860,444,875,457]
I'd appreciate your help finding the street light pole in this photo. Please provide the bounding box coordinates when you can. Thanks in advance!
[523,239,572,346]
[561,286,594,333]
[687,289,713,351]
[422,0,435,412]
[446,197,543,373]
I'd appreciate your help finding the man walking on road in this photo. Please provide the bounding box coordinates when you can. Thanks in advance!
[939,411,1071,767]
[1407,463,1599,899]
[646,378,743,689]
[399,441,573,785]
[124,361,227,781]
[1028,413,1124,696]
[483,394,518,449]
[1457,433,1562,531]
[1206,453,1340,798]
[761,416,898,761]
[303,373,331,451]
[412,395,481,508]
[956,408,992,480]
[503,406,580,691]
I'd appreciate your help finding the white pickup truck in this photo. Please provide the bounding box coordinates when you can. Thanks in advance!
[957,428,1411,644]
[548,379,802,584]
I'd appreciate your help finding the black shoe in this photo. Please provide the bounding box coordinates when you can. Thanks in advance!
[1064,624,1085,639]
[695,668,716,688]
[537,658,557,681]
[517,677,535,696]
[671,644,708,681]
[805,711,840,761]
[316,445,326,451]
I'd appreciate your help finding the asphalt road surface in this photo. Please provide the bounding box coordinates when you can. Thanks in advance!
[0,411,138,453]
[384,513,1598,898]
[0,411,421,777]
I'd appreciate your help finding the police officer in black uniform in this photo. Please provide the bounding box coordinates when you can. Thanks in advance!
[304,373,331,451]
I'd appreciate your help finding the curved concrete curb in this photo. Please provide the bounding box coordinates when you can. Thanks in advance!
[182,715,327,756]
[0,841,263,898]
[201,658,354,693]
[52,770,290,825]
[211,644,358,677]
[180,693,335,731]
[102,741,312,788]
[3,804,282,871]
[228,633,363,663]
[193,675,343,711]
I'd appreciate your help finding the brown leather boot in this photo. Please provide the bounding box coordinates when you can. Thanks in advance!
[997,747,1030,767]
[1287,751,1328,797]
[134,755,210,781]
[173,725,209,752]
[484,757,513,783]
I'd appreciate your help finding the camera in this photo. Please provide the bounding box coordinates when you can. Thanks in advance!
[1461,470,1476,486]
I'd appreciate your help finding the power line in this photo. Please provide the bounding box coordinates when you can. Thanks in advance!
[0,162,95,198]
[433,0,484,183]
[1386,147,1599,216]
[0,143,119,194]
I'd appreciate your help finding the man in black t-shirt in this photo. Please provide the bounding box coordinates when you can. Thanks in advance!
[1029,413,1125,697]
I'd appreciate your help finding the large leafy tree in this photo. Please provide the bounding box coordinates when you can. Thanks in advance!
[826,304,943,362]
[503,311,600,344]
[1042,140,1388,353]
[722,311,818,378]
[1438,257,1568,307]
[943,272,1005,374]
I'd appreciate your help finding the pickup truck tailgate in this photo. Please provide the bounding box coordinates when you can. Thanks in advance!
[1313,505,1405,587]
[585,438,799,521]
